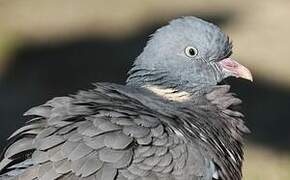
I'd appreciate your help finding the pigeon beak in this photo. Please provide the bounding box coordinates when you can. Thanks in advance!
[218,58,253,82]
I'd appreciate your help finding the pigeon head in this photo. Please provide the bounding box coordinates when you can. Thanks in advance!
[127,16,252,93]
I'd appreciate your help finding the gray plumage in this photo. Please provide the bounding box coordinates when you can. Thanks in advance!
[0,16,251,180]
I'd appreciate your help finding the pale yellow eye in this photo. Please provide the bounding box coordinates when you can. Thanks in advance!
[184,46,198,57]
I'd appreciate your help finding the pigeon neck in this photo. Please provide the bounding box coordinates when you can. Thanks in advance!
[126,68,210,99]
[128,83,209,102]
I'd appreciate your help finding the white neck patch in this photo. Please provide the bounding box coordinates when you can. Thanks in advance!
[144,85,191,102]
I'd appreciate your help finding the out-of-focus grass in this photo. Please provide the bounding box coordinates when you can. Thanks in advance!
[244,144,290,180]
[0,32,19,74]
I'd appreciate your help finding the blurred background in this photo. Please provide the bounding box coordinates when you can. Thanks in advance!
[0,0,289,179]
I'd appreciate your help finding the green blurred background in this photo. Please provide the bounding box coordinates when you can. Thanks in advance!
[0,0,289,179]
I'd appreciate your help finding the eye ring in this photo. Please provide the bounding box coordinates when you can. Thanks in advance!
[184,46,198,58]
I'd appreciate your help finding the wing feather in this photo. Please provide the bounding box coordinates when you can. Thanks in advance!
[0,84,201,180]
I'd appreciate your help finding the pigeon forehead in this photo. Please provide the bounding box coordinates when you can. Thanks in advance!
[164,17,226,40]
[153,17,230,52]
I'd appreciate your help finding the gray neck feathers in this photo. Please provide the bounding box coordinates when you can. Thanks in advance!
[127,66,174,88]
[126,65,209,94]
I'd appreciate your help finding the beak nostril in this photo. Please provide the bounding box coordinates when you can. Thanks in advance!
[219,58,238,68]
[218,58,253,82]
